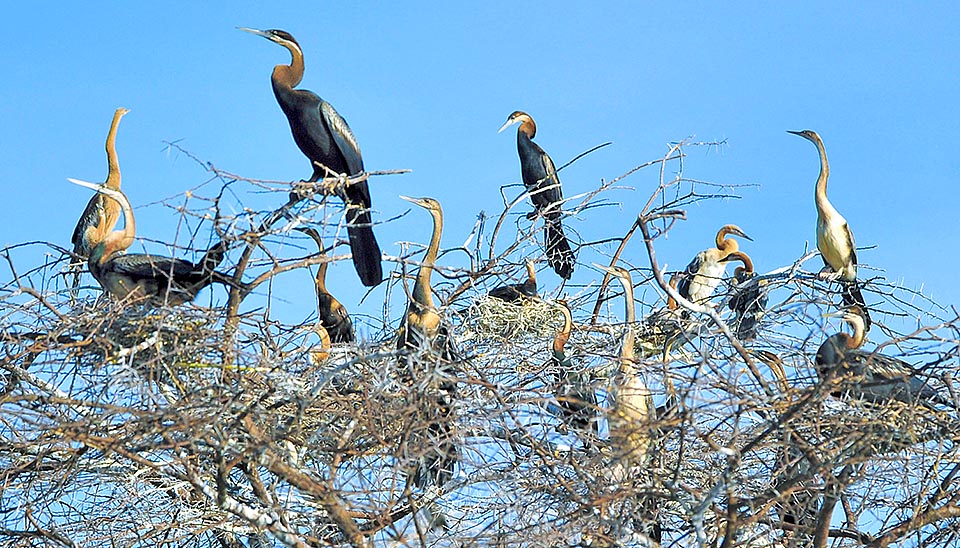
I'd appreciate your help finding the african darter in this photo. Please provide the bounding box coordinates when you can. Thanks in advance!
[789,129,871,331]
[550,300,598,435]
[296,227,355,343]
[499,111,576,279]
[601,264,661,544]
[489,259,538,302]
[396,195,460,487]
[71,108,129,262]
[816,307,951,408]
[240,27,382,287]
[68,179,226,305]
[721,250,767,341]
[676,224,752,304]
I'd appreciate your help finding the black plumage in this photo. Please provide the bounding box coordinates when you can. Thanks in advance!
[499,111,576,279]
[241,28,382,287]
[489,259,538,302]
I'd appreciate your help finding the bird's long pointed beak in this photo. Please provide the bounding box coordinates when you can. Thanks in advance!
[237,27,269,38]
[498,119,517,134]
[398,195,419,205]
[593,263,619,276]
[786,130,804,137]
[67,178,102,191]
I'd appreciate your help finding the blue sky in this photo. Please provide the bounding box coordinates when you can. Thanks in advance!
[2,3,958,332]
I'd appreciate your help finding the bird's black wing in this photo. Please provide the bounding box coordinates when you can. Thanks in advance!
[71,195,107,256]
[675,253,704,301]
[109,254,197,279]
[320,101,364,175]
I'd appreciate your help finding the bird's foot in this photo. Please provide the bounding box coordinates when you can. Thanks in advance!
[817,267,842,282]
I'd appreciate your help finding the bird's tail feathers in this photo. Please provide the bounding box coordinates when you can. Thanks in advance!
[544,220,575,279]
[346,208,383,287]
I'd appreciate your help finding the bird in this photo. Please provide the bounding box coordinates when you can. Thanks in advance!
[396,195,459,488]
[499,111,576,279]
[600,264,662,544]
[71,107,129,263]
[789,129,871,331]
[68,178,227,305]
[295,227,355,343]
[240,27,382,287]
[550,300,598,435]
[676,224,752,304]
[308,324,332,366]
[488,259,538,302]
[721,250,767,341]
[815,307,951,408]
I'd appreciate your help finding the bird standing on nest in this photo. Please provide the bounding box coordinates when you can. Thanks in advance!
[68,179,226,305]
[722,250,767,341]
[296,228,354,343]
[816,307,950,408]
[489,259,538,302]
[550,300,598,436]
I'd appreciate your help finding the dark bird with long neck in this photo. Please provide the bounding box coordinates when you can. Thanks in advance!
[71,107,129,263]
[676,224,752,304]
[488,259,538,302]
[396,195,459,488]
[240,27,382,287]
[68,179,226,305]
[789,129,871,331]
[499,111,576,279]
[550,300,598,435]
[722,250,767,341]
[296,227,354,343]
[816,307,950,408]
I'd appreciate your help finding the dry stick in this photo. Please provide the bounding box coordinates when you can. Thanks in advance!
[813,464,856,548]
[588,152,684,325]
[221,167,406,367]
[635,212,775,399]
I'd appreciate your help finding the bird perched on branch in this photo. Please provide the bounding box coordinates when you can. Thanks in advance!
[489,259,538,302]
[550,300,598,435]
[722,250,767,341]
[71,108,129,266]
[499,111,576,279]
[68,179,226,305]
[789,129,871,331]
[396,195,460,488]
[240,27,382,287]
[816,307,951,408]
[296,228,354,343]
[676,224,752,304]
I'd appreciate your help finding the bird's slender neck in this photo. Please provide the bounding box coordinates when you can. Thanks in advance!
[412,207,443,308]
[517,116,536,139]
[95,190,136,263]
[525,261,537,284]
[617,273,637,373]
[271,43,305,90]
[845,316,865,349]
[811,136,832,214]
[553,304,572,354]
[716,229,740,254]
[105,109,126,190]
[667,274,679,311]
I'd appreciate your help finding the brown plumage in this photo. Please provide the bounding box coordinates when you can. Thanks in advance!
[396,195,459,488]
[676,224,752,304]
[296,228,355,343]
[550,300,598,435]
[71,108,129,261]
[722,250,767,341]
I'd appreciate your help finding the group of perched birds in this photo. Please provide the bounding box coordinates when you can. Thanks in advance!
[66,28,952,505]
